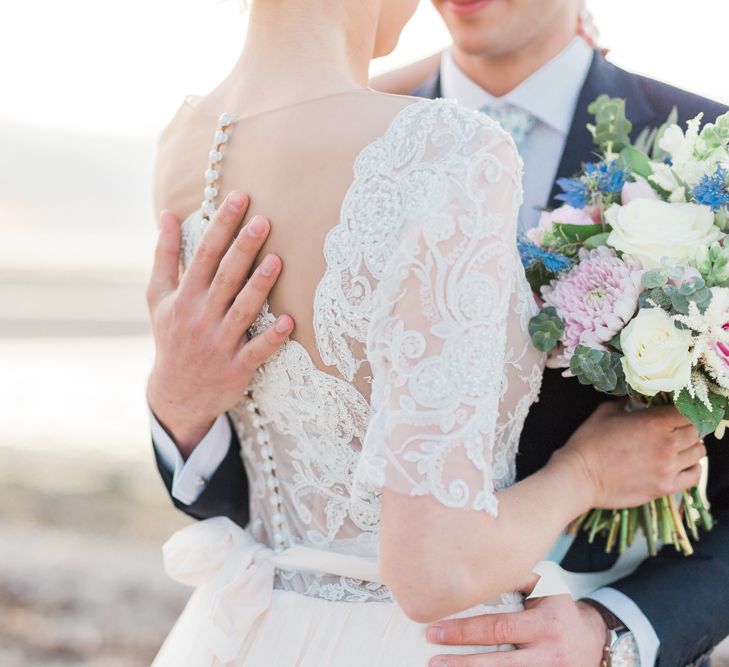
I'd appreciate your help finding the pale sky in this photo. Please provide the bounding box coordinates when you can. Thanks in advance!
[2,0,728,138]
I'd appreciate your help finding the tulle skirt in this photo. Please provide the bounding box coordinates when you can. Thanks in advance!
[151,518,521,667]
[154,586,523,667]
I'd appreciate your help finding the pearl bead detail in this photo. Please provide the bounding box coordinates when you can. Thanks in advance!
[199,112,232,223]
[245,389,289,551]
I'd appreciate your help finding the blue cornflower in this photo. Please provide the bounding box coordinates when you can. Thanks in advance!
[517,236,573,273]
[555,177,590,208]
[585,161,627,194]
[693,166,729,211]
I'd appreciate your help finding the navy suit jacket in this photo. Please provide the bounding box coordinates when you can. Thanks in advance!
[155,52,729,667]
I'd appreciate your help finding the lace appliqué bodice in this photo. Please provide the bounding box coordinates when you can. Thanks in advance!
[181,99,544,605]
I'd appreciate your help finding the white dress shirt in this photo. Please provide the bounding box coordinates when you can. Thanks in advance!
[151,409,232,505]
[152,36,659,665]
[441,36,594,234]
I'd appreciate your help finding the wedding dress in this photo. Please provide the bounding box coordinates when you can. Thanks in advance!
[152,96,545,666]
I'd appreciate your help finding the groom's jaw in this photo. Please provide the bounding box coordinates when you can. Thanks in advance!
[434,0,579,56]
[432,0,582,96]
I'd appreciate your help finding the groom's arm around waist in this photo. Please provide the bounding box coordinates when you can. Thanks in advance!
[151,411,250,527]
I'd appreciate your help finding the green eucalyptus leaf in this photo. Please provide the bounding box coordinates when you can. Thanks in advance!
[583,232,611,249]
[699,242,729,287]
[639,288,672,310]
[675,389,728,438]
[525,264,554,293]
[529,307,564,353]
[570,344,628,396]
[664,278,712,315]
[588,95,633,154]
[642,269,669,290]
[553,223,605,245]
[620,146,653,179]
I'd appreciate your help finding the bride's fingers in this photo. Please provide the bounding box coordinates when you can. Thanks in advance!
[219,254,282,348]
[234,315,294,377]
[206,216,271,316]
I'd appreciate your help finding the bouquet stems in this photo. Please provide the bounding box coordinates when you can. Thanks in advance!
[572,485,712,556]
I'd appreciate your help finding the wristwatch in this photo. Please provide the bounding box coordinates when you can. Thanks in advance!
[582,600,641,667]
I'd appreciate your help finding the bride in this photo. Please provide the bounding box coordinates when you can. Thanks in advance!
[147,0,706,664]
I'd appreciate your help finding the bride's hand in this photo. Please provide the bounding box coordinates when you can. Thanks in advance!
[552,402,705,510]
[146,191,294,457]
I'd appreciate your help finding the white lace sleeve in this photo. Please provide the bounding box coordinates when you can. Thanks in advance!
[356,103,523,516]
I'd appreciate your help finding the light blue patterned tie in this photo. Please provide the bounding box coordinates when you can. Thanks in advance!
[481,105,536,153]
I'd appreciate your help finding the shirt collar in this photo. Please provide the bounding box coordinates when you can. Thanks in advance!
[440,37,594,135]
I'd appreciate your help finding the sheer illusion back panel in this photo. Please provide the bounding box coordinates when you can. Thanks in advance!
[154,91,414,397]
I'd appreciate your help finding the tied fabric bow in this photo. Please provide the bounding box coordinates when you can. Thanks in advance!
[162,516,383,663]
[163,517,276,663]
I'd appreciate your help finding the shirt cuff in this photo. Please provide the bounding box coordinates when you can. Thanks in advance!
[585,586,660,667]
[150,409,233,505]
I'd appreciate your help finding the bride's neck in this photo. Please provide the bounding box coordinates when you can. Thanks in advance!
[221,1,378,107]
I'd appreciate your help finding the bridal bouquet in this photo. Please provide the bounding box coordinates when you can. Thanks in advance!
[521,96,729,556]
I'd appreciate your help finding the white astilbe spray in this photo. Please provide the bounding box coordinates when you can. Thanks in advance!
[672,288,729,441]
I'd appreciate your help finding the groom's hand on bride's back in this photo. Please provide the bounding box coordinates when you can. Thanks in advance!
[146,192,294,458]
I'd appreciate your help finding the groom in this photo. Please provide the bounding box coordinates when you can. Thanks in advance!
[151,1,729,665]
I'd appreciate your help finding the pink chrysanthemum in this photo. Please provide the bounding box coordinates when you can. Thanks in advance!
[542,246,644,365]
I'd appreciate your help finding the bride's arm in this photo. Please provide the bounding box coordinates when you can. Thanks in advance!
[381,402,699,623]
[381,451,590,622]
[369,52,442,95]
[361,109,703,624]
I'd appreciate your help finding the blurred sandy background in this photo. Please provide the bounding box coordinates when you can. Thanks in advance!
[1,1,727,665]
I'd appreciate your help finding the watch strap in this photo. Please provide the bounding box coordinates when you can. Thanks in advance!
[582,599,627,631]
[581,599,627,667]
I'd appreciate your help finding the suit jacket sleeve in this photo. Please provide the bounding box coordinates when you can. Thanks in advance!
[152,415,251,528]
[610,436,729,667]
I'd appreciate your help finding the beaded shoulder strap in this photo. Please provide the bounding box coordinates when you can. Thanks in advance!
[200,112,234,229]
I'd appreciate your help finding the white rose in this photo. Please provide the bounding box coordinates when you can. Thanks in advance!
[620,308,693,396]
[606,199,721,269]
